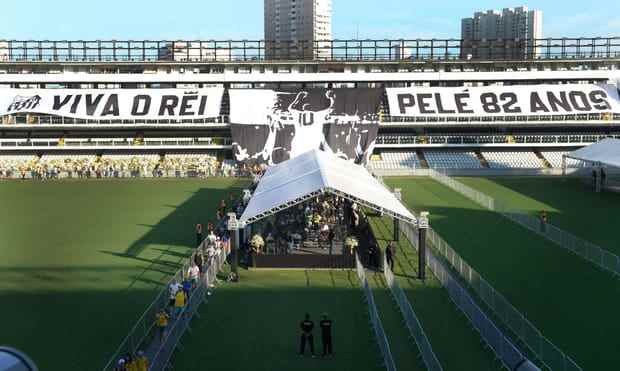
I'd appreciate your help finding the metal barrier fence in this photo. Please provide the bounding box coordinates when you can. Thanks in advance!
[1,170,243,180]
[382,254,444,371]
[376,174,580,370]
[2,37,619,63]
[149,243,230,371]
[429,169,620,278]
[399,222,544,371]
[101,239,229,371]
[400,219,580,371]
[355,253,398,371]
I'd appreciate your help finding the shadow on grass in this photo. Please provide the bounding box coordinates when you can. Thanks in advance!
[171,271,384,371]
[473,177,620,253]
[0,288,158,371]
[124,184,246,258]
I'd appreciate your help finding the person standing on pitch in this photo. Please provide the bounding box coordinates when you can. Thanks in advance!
[299,313,316,357]
[320,313,333,357]
[385,241,395,272]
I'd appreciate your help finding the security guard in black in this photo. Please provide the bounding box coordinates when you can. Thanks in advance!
[299,313,315,356]
[320,314,333,356]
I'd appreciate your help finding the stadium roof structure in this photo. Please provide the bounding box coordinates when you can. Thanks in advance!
[566,138,620,168]
[239,150,416,225]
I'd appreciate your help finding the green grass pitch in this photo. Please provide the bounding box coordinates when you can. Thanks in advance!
[0,178,248,371]
[367,214,499,371]
[4,175,618,371]
[171,269,385,371]
[457,177,620,255]
[385,176,620,370]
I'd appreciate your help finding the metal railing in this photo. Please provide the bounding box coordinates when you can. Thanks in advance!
[0,138,232,148]
[355,253,398,371]
[1,37,619,63]
[1,115,229,126]
[376,133,620,147]
[380,113,620,126]
[396,199,581,371]
[382,254,444,371]
[400,222,542,371]
[374,175,577,370]
[429,169,620,279]
[149,242,230,371]
[101,239,230,371]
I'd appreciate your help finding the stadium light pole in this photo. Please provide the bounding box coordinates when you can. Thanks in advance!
[418,212,430,281]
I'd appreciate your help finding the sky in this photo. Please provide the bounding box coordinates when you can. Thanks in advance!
[0,0,618,40]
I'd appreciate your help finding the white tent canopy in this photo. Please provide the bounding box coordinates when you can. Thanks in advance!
[240,150,416,225]
[566,138,620,168]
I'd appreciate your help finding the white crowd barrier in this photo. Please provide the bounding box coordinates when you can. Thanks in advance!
[355,253,398,371]
[429,169,620,279]
[102,239,230,371]
[382,254,444,371]
[399,222,546,371]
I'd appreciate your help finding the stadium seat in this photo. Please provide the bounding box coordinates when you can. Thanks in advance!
[482,152,543,169]
[424,151,483,169]
[368,152,421,170]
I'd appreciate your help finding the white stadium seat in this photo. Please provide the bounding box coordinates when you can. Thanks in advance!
[369,152,421,170]
[482,152,543,169]
[425,151,482,169]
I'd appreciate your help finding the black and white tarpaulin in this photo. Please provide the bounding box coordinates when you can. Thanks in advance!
[566,138,620,168]
[229,88,383,166]
[239,149,416,225]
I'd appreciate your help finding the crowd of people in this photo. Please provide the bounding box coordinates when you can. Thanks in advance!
[247,193,348,256]
[117,194,248,371]
[0,154,249,179]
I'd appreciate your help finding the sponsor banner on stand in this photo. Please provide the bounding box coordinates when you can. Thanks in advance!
[0,88,224,120]
[229,88,383,165]
[386,84,620,118]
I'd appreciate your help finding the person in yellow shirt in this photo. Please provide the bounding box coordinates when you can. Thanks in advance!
[174,289,186,319]
[313,213,322,229]
[155,309,169,343]
[125,355,137,371]
[136,351,149,371]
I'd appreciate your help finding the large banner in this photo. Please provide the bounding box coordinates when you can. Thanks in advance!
[387,84,620,117]
[0,88,224,120]
[230,88,383,165]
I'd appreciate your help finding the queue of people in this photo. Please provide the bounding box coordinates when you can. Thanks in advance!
[115,197,242,371]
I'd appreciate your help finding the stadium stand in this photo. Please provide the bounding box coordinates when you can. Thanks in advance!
[540,151,588,168]
[482,151,544,169]
[424,151,483,169]
[0,153,241,179]
[369,152,421,170]
[161,153,219,176]
[0,155,38,177]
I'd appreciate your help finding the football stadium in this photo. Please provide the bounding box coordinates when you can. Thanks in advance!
[2,2,620,371]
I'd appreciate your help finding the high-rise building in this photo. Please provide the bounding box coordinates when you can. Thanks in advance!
[264,0,332,60]
[461,7,542,60]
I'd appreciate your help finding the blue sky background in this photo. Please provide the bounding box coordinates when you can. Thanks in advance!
[0,0,618,40]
